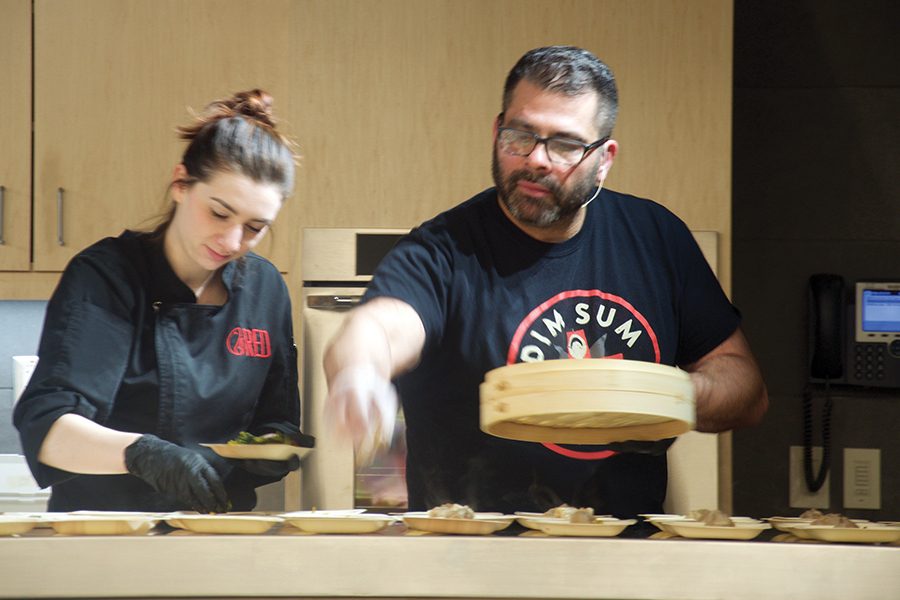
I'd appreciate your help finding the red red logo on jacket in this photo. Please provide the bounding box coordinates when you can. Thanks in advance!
[226,327,272,358]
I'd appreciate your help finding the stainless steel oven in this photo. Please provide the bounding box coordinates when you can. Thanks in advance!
[298,228,409,511]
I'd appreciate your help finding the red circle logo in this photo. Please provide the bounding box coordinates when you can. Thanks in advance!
[506,289,659,460]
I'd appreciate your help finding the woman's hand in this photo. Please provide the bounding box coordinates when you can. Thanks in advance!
[125,434,229,513]
[237,454,301,478]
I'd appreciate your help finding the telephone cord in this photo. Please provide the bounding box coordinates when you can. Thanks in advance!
[802,380,832,493]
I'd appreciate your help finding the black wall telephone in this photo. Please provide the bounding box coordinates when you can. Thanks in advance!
[809,275,900,387]
[805,275,900,492]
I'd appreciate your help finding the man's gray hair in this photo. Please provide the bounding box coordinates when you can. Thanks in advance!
[502,46,618,138]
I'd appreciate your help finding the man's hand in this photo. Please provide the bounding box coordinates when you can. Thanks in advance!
[325,364,399,465]
[125,434,229,513]
[684,328,768,432]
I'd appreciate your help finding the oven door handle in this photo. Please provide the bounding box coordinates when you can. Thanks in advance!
[306,294,362,310]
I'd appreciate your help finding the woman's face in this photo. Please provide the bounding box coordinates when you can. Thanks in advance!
[168,167,283,276]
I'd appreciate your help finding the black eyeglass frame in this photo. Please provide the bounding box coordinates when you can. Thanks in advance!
[496,126,610,166]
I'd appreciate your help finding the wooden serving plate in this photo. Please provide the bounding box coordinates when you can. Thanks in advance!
[201,443,312,461]
[401,513,514,535]
[49,515,158,536]
[666,521,771,540]
[165,514,282,534]
[282,514,395,534]
[480,359,695,444]
[0,516,41,536]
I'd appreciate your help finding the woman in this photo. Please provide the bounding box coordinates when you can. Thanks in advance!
[14,89,313,513]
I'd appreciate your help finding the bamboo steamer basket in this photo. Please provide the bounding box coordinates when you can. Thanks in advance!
[480,359,695,444]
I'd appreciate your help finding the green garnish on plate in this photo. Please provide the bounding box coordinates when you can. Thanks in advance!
[226,431,293,446]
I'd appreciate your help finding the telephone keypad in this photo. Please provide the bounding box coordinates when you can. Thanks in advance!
[853,344,886,381]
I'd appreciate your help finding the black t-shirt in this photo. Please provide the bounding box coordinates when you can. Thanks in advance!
[364,187,739,517]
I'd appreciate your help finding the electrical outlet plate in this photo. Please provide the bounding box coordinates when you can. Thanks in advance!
[12,355,38,405]
[844,448,880,510]
[789,446,830,509]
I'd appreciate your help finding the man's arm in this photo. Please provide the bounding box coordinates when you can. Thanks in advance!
[324,297,426,384]
[323,297,426,460]
[683,327,769,432]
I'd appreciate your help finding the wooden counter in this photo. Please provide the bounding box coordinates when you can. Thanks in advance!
[1,523,898,600]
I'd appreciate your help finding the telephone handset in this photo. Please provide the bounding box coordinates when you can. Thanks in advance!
[803,274,846,494]
[809,274,846,381]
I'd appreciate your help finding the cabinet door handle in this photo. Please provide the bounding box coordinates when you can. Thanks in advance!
[306,294,362,310]
[0,185,5,245]
[57,187,65,246]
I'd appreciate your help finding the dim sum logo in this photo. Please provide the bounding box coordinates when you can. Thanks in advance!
[507,289,660,460]
[226,327,272,358]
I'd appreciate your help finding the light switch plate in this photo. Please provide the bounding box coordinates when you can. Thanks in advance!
[844,448,880,510]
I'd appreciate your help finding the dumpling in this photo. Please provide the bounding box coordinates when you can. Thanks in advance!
[428,503,475,519]
[543,504,595,523]
[811,513,858,528]
[688,508,734,527]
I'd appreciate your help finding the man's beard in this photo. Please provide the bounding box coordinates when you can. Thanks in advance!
[492,147,598,227]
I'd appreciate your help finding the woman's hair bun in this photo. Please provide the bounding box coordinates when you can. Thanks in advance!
[226,89,277,129]
[181,88,278,135]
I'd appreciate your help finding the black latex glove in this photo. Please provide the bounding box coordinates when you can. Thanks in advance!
[125,434,229,513]
[236,454,301,478]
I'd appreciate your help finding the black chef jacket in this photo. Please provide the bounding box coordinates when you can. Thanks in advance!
[13,231,309,511]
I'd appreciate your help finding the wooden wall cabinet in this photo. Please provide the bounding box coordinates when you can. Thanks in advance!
[0,0,31,272]
[1,0,301,297]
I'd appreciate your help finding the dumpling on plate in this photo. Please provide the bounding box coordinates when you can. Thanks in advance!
[427,503,475,519]
[811,513,858,528]
[688,508,734,527]
[543,504,595,523]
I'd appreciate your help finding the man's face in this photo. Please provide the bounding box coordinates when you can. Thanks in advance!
[492,79,610,228]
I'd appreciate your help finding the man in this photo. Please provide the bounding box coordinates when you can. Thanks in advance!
[325,46,768,518]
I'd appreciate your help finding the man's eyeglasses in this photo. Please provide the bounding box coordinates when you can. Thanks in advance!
[497,127,609,167]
